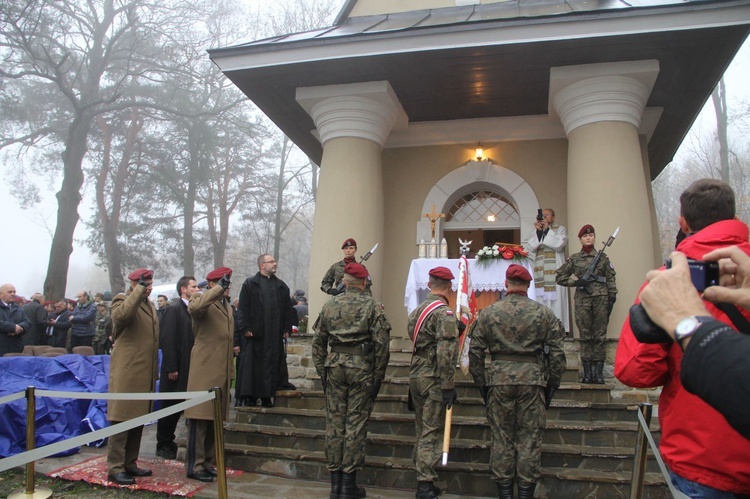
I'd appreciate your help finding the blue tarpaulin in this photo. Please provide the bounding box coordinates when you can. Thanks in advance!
[0,354,111,458]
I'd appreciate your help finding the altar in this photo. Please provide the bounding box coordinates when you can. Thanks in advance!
[404,258,536,313]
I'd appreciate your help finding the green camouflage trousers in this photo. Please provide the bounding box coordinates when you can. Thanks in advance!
[324,365,374,473]
[410,375,444,482]
[486,384,545,484]
[574,294,609,361]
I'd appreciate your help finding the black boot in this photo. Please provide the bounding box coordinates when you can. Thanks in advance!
[341,471,366,499]
[517,481,536,499]
[416,481,439,499]
[594,360,605,384]
[497,479,514,499]
[581,360,593,384]
[330,470,343,499]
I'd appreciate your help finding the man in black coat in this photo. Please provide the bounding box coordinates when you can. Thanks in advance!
[237,254,296,407]
[0,283,31,356]
[22,293,48,346]
[155,276,199,459]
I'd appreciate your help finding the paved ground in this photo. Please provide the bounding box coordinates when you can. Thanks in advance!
[25,414,481,498]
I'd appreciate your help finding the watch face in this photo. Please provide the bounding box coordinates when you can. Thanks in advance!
[675,317,699,337]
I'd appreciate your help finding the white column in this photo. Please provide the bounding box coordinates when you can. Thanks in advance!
[297,81,407,320]
[550,61,660,338]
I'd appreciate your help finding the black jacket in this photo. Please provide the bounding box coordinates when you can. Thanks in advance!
[681,320,750,440]
[158,299,194,392]
[0,301,31,356]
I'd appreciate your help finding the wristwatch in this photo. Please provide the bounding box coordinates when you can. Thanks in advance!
[673,316,714,348]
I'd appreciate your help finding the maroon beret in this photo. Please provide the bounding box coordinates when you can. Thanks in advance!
[341,238,357,249]
[506,264,532,282]
[344,262,369,279]
[578,224,595,238]
[429,266,454,281]
[206,266,232,281]
[128,268,154,281]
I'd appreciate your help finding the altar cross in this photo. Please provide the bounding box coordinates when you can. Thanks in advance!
[423,204,445,239]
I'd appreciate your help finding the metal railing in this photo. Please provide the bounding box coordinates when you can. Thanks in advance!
[0,386,228,499]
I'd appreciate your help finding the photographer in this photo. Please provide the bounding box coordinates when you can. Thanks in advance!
[615,179,750,497]
[639,249,750,440]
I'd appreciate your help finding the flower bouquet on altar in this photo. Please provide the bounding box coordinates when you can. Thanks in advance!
[475,243,529,268]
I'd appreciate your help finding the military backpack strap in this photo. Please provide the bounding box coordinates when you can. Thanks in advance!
[410,300,446,366]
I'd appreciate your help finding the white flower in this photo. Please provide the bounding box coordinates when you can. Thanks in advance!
[477,249,484,256]
[492,250,499,256]
[492,245,499,250]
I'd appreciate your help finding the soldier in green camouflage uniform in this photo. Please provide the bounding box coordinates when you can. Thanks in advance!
[470,264,566,499]
[556,224,617,384]
[313,262,391,499]
[408,266,460,499]
[320,238,372,296]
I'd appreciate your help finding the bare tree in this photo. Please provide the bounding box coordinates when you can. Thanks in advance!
[712,77,730,182]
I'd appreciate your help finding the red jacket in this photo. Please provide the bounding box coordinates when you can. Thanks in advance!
[615,219,750,494]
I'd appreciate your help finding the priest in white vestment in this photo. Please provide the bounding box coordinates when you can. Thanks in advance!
[523,208,569,331]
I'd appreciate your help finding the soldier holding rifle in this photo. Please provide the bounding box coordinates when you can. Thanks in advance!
[320,238,374,296]
[469,264,566,499]
[407,266,459,499]
[556,225,618,384]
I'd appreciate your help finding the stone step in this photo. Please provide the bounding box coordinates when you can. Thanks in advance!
[272,390,643,422]
[224,422,662,474]
[223,443,670,498]
[233,406,659,449]
[384,360,581,384]
[380,377,613,403]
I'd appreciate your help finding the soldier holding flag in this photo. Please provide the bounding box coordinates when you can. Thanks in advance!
[408,266,460,499]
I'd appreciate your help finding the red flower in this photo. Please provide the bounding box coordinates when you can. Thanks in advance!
[502,249,515,260]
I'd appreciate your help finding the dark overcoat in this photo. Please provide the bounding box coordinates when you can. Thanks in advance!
[158,299,194,393]
[236,272,296,398]
[107,285,159,422]
[185,284,234,421]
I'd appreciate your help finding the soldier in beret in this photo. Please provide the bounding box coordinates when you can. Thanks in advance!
[556,225,618,384]
[408,266,460,499]
[320,238,373,296]
[184,267,234,482]
[106,269,159,486]
[313,262,391,499]
[470,264,566,499]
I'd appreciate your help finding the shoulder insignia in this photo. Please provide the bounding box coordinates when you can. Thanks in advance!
[445,310,454,316]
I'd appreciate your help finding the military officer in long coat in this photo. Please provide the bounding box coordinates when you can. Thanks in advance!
[107,268,160,486]
[184,267,235,482]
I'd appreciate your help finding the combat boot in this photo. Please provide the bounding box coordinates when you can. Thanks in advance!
[594,361,605,384]
[497,479,514,499]
[517,481,536,499]
[581,360,593,384]
[340,471,366,499]
[330,469,342,499]
[416,481,439,499]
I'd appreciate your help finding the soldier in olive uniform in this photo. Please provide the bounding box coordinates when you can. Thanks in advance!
[313,262,391,499]
[470,264,566,499]
[556,225,617,384]
[408,266,460,499]
[320,238,372,296]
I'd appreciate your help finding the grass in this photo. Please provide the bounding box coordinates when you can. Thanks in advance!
[0,469,168,498]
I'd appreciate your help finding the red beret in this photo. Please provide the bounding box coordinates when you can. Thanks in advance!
[341,238,357,249]
[128,268,154,281]
[506,264,532,282]
[578,224,595,238]
[429,266,454,281]
[344,262,369,279]
[206,266,232,281]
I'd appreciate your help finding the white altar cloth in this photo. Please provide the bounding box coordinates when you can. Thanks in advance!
[404,258,536,313]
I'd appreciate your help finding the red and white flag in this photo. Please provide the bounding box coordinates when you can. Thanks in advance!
[456,255,477,374]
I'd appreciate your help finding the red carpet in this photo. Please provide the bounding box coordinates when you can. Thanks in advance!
[48,455,243,497]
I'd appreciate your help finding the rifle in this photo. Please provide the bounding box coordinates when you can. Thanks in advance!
[335,242,379,292]
[577,227,619,295]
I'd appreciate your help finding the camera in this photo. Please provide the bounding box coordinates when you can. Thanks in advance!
[536,209,543,222]
[666,258,720,292]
